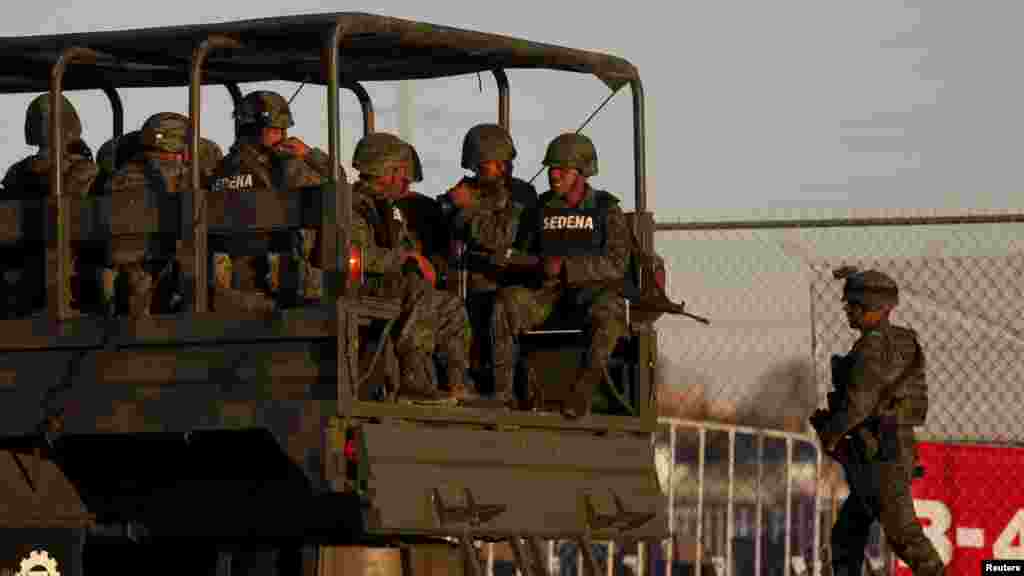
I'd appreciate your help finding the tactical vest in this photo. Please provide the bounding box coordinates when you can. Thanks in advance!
[536,189,610,258]
[108,158,186,263]
[213,145,292,193]
[508,176,538,211]
[833,328,929,427]
[881,329,929,426]
[209,146,311,289]
[354,187,411,296]
[394,193,444,260]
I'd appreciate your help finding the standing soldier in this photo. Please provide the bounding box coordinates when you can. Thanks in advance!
[810,267,944,576]
[350,132,474,403]
[1,94,98,318]
[437,124,538,403]
[492,133,631,417]
[102,112,192,318]
[209,90,329,311]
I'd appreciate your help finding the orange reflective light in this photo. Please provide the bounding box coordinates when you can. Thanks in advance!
[348,245,363,286]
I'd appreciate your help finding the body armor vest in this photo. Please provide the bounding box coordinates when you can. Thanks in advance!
[535,188,610,258]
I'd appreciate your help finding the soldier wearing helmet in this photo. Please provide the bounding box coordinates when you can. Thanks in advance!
[95,112,199,318]
[440,125,537,294]
[1,94,98,319]
[810,267,943,576]
[350,132,475,404]
[491,133,632,417]
[208,90,335,312]
[433,125,540,406]
[98,130,222,187]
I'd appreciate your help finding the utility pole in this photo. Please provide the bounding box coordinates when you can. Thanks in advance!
[398,81,415,146]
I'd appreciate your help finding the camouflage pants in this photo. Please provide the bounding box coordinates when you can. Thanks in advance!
[372,275,472,396]
[830,427,944,576]
[492,284,626,400]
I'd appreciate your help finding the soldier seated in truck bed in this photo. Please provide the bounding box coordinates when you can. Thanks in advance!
[1,93,98,319]
[208,91,331,312]
[101,112,198,318]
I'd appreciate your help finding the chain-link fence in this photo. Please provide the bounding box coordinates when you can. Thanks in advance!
[655,213,1024,443]
[654,212,1024,574]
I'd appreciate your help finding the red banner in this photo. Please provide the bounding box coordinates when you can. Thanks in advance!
[892,441,1024,574]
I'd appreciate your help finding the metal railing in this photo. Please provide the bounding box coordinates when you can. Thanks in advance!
[478,417,822,576]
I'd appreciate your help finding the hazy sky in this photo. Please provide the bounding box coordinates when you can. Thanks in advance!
[2,0,1023,221]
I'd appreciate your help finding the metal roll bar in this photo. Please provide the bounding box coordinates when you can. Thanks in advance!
[493,69,509,130]
[190,35,242,313]
[101,85,124,140]
[48,47,98,321]
[346,81,375,136]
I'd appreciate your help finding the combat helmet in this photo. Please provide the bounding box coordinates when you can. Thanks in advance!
[542,133,598,177]
[25,93,82,147]
[141,112,189,154]
[461,123,516,170]
[401,141,424,183]
[833,266,899,309]
[352,132,408,178]
[234,91,295,129]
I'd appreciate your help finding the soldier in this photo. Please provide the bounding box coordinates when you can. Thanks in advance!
[810,268,944,576]
[492,133,631,416]
[99,130,223,190]
[101,112,193,318]
[1,93,98,318]
[209,90,331,311]
[433,125,538,402]
[350,132,473,403]
[439,124,538,294]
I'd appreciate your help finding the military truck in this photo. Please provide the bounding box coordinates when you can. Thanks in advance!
[0,13,691,575]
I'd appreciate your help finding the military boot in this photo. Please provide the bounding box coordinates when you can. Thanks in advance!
[396,351,458,406]
[447,364,482,403]
[562,365,604,419]
[490,360,518,409]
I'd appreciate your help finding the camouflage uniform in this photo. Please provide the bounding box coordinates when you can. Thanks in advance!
[814,269,944,576]
[351,133,471,403]
[492,134,630,415]
[438,124,537,294]
[1,94,98,318]
[100,112,193,318]
[429,125,537,400]
[209,91,331,311]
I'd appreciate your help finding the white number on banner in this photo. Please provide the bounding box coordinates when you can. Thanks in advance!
[898,499,953,569]
[993,509,1024,560]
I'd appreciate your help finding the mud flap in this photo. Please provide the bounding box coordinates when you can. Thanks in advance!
[356,422,668,542]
